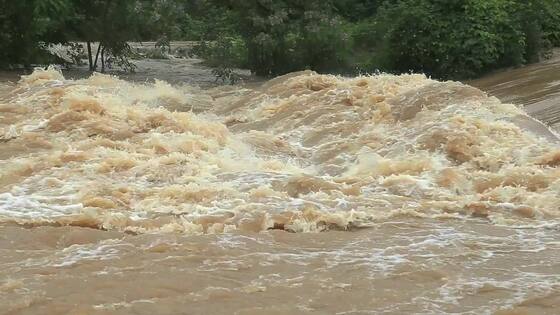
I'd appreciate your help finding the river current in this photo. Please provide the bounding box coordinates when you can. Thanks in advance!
[1,59,559,314]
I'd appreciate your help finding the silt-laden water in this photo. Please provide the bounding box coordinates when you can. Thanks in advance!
[1,65,560,314]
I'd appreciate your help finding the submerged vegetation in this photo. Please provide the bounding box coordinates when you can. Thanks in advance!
[0,0,559,79]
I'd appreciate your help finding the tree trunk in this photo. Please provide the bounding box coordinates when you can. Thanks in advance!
[86,41,93,71]
[93,43,102,71]
[101,46,106,73]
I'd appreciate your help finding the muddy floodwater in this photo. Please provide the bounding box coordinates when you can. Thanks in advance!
[1,57,560,315]
[472,49,560,131]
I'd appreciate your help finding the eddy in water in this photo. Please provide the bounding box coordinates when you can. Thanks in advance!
[1,68,560,314]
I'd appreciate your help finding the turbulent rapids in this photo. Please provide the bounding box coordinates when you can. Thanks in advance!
[3,67,560,315]
[1,67,559,234]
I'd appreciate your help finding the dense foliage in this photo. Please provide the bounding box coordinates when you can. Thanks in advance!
[0,0,71,68]
[71,0,146,71]
[0,0,177,70]
[372,0,560,78]
[1,0,559,79]
[222,0,352,76]
[190,0,560,79]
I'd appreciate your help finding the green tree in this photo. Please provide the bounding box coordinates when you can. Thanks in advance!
[370,0,560,79]
[177,0,239,40]
[224,0,351,76]
[137,0,186,41]
[0,0,187,71]
[538,0,560,47]
[70,0,146,72]
[0,0,72,68]
[334,0,380,21]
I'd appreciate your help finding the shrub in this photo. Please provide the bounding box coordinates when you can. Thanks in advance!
[372,0,529,79]
[231,0,353,76]
[193,36,248,69]
[0,0,71,68]
[540,0,560,47]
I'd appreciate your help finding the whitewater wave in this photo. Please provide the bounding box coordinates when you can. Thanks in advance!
[0,67,559,234]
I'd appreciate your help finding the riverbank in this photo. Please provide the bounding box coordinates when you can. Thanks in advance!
[1,41,256,88]
[472,49,560,131]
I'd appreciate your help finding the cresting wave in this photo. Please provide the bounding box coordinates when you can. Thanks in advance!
[0,67,559,234]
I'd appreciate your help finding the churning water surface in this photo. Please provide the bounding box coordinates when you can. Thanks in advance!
[1,57,560,314]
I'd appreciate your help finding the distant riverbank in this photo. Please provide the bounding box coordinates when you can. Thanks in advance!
[0,42,256,88]
[472,49,560,131]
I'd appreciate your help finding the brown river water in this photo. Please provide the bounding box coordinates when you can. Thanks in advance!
[1,55,560,315]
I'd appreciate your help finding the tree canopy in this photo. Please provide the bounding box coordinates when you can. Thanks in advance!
[1,0,559,79]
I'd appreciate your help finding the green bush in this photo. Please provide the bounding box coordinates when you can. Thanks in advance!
[372,0,523,79]
[178,1,239,41]
[0,0,70,67]
[296,15,352,73]
[193,36,248,69]
[540,0,560,47]
[370,0,560,79]
[231,1,353,76]
[2,0,558,78]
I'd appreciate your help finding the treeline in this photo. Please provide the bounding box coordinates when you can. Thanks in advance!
[1,0,560,79]
[191,0,560,79]
[0,0,182,71]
